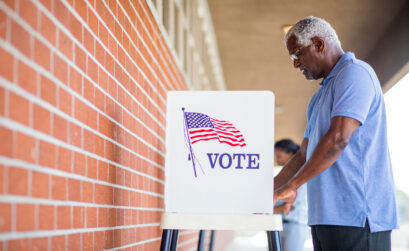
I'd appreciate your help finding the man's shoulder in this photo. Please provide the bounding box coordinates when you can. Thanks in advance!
[335,58,377,85]
[338,55,376,79]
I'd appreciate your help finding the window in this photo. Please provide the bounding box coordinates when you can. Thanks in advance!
[146,0,226,90]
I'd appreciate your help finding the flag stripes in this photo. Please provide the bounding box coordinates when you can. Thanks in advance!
[185,112,246,147]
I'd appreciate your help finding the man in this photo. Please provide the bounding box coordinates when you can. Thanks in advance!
[274,16,398,251]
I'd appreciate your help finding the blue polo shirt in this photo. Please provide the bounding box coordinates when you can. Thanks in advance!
[304,52,399,232]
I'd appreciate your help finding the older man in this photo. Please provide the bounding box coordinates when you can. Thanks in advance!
[274,16,398,251]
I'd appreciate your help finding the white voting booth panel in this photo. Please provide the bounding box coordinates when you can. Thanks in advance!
[163,91,282,231]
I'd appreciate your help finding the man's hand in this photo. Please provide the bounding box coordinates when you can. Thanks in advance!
[274,204,295,214]
[273,185,297,215]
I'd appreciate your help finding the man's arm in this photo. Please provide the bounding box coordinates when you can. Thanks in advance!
[274,116,360,214]
[274,138,308,190]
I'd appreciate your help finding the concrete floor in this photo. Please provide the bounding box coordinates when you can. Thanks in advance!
[225,231,313,251]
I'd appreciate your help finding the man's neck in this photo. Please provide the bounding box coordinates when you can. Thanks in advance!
[322,47,344,79]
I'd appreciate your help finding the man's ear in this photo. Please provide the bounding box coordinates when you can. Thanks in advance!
[312,37,325,52]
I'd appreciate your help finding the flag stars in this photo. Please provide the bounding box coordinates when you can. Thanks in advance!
[186,112,214,129]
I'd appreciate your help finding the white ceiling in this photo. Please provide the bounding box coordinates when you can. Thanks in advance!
[208,0,406,143]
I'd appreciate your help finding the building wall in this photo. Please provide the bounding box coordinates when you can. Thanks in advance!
[0,0,217,250]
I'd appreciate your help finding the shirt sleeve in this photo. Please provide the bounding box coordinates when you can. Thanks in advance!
[304,123,310,138]
[330,64,376,125]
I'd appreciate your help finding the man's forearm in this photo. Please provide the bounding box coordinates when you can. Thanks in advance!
[288,118,358,189]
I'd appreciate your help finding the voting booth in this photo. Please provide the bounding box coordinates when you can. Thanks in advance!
[161,91,282,251]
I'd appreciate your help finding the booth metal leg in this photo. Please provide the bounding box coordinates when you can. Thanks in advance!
[267,231,281,251]
[197,230,206,251]
[160,229,173,251]
[170,230,179,251]
[208,230,215,251]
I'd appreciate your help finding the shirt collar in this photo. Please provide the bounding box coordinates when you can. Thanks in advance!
[320,52,355,86]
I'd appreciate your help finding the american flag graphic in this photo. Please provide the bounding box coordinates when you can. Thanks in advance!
[185,112,246,147]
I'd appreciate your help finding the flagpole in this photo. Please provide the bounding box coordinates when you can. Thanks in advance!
[182,108,197,178]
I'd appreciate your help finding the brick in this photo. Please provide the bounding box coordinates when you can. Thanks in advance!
[104,230,114,249]
[31,237,49,251]
[0,127,13,157]
[56,206,71,229]
[88,8,98,34]
[11,20,31,57]
[73,152,86,175]
[19,0,38,29]
[40,75,57,106]
[33,104,51,134]
[94,88,105,112]
[40,13,56,45]
[0,10,6,40]
[87,156,97,179]
[0,165,3,194]
[38,205,54,230]
[58,30,73,60]
[32,171,49,198]
[53,55,68,85]
[69,122,82,148]
[80,181,93,203]
[39,140,56,168]
[83,28,94,54]
[72,206,84,228]
[52,114,68,142]
[95,42,105,66]
[95,184,112,205]
[17,61,37,95]
[51,175,66,200]
[87,57,98,83]
[83,129,95,153]
[98,160,108,181]
[83,78,95,103]
[94,231,105,250]
[69,13,82,42]
[15,132,36,163]
[82,232,93,251]
[16,204,35,231]
[98,67,108,92]
[8,239,29,250]
[98,114,110,137]
[0,87,4,117]
[97,207,107,227]
[54,0,70,28]
[57,147,72,172]
[108,164,116,184]
[51,235,66,251]
[33,39,51,71]
[58,87,72,115]
[95,133,104,156]
[68,178,80,201]
[75,45,86,73]
[113,229,121,247]
[9,92,29,126]
[85,207,97,228]
[74,98,97,130]
[0,203,11,232]
[68,234,80,250]
[69,66,83,95]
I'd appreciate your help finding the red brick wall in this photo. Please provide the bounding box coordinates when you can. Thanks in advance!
[0,0,214,250]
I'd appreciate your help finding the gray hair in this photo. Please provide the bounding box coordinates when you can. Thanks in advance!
[284,16,341,47]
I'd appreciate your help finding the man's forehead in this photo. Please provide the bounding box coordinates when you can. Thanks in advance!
[286,35,302,52]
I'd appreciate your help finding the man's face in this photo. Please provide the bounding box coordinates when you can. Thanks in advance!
[286,35,321,80]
